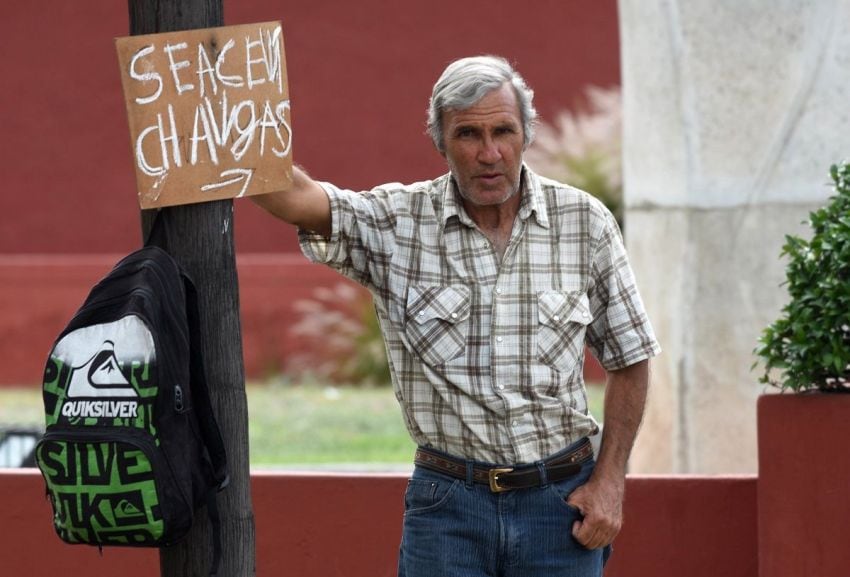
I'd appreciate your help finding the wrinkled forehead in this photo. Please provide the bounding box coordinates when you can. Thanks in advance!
[442,84,521,125]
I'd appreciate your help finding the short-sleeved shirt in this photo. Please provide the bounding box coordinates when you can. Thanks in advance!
[299,166,660,464]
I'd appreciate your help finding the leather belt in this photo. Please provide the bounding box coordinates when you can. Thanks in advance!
[414,439,593,493]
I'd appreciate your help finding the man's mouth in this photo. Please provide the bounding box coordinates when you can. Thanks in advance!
[476,173,503,184]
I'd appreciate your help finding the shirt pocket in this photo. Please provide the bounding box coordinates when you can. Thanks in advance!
[404,285,471,366]
[537,291,592,373]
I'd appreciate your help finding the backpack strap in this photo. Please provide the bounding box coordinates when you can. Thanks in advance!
[145,208,228,486]
[143,209,168,250]
[184,273,229,488]
[185,276,229,577]
[145,208,229,576]
[205,487,223,577]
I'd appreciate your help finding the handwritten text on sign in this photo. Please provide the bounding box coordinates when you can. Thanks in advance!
[116,22,293,209]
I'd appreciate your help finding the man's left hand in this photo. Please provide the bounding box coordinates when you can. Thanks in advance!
[566,473,624,549]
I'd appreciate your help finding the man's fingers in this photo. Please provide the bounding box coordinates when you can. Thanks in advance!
[571,519,588,544]
[572,516,615,550]
[568,493,597,547]
[566,478,623,549]
[572,518,600,549]
[565,486,584,510]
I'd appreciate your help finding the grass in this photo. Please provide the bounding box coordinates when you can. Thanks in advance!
[0,388,44,429]
[248,381,415,468]
[0,381,605,469]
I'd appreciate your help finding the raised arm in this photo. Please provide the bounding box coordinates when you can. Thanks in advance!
[251,166,332,237]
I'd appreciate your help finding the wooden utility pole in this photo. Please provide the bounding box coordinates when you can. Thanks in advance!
[128,1,256,576]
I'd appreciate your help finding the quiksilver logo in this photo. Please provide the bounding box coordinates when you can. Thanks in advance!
[63,340,139,418]
[62,400,138,418]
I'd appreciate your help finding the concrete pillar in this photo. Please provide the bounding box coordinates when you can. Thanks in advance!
[619,0,850,473]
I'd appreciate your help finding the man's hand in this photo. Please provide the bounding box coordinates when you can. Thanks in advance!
[566,359,650,549]
[566,472,624,549]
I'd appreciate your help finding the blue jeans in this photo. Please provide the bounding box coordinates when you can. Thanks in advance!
[397,443,611,577]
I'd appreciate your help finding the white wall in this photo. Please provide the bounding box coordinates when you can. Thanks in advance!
[620,0,850,472]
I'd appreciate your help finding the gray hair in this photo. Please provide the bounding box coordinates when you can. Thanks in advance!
[427,55,537,153]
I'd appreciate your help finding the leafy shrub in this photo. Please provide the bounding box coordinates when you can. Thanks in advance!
[286,282,391,386]
[755,162,850,392]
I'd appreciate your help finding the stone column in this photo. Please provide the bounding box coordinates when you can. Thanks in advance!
[619,0,850,473]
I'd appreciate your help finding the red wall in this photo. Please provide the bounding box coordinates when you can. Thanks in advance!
[758,394,850,577]
[0,1,618,386]
[0,253,605,386]
[0,0,619,255]
[611,476,758,577]
[0,471,756,577]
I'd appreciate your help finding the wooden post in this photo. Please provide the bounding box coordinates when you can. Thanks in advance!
[128,1,255,576]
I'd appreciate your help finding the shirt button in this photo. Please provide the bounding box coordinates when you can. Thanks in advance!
[417,311,424,317]
[495,288,503,295]
[512,420,518,427]
[498,384,505,390]
[451,312,458,319]
[496,337,503,343]
[553,315,561,322]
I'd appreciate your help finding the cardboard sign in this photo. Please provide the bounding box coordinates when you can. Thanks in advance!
[116,22,292,209]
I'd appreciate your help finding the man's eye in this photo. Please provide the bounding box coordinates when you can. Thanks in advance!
[456,128,475,138]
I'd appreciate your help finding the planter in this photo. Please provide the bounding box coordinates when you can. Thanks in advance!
[757,392,850,577]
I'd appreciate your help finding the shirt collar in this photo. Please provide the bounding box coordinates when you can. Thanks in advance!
[518,166,550,228]
[440,165,550,229]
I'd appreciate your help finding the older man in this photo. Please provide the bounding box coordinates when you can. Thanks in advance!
[253,55,660,577]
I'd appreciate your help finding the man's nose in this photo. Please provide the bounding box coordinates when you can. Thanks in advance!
[478,135,501,164]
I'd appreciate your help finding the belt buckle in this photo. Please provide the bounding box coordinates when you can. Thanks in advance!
[488,467,514,493]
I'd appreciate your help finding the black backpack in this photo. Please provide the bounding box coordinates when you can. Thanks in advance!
[35,223,228,573]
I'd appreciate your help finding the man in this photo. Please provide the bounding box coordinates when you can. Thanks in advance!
[253,55,660,577]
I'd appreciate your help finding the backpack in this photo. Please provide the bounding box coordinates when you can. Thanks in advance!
[35,220,228,573]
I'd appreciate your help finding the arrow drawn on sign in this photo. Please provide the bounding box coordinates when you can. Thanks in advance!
[201,168,254,198]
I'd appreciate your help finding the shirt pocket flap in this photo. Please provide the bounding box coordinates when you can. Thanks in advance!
[407,285,471,325]
[537,291,591,328]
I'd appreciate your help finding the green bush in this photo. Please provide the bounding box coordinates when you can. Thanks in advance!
[755,162,850,392]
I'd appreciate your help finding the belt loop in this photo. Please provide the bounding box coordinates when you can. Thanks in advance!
[465,460,475,488]
[536,461,549,488]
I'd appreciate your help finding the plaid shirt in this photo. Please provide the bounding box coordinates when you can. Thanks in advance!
[299,166,660,464]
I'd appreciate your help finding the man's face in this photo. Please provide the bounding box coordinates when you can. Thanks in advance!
[441,83,525,208]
